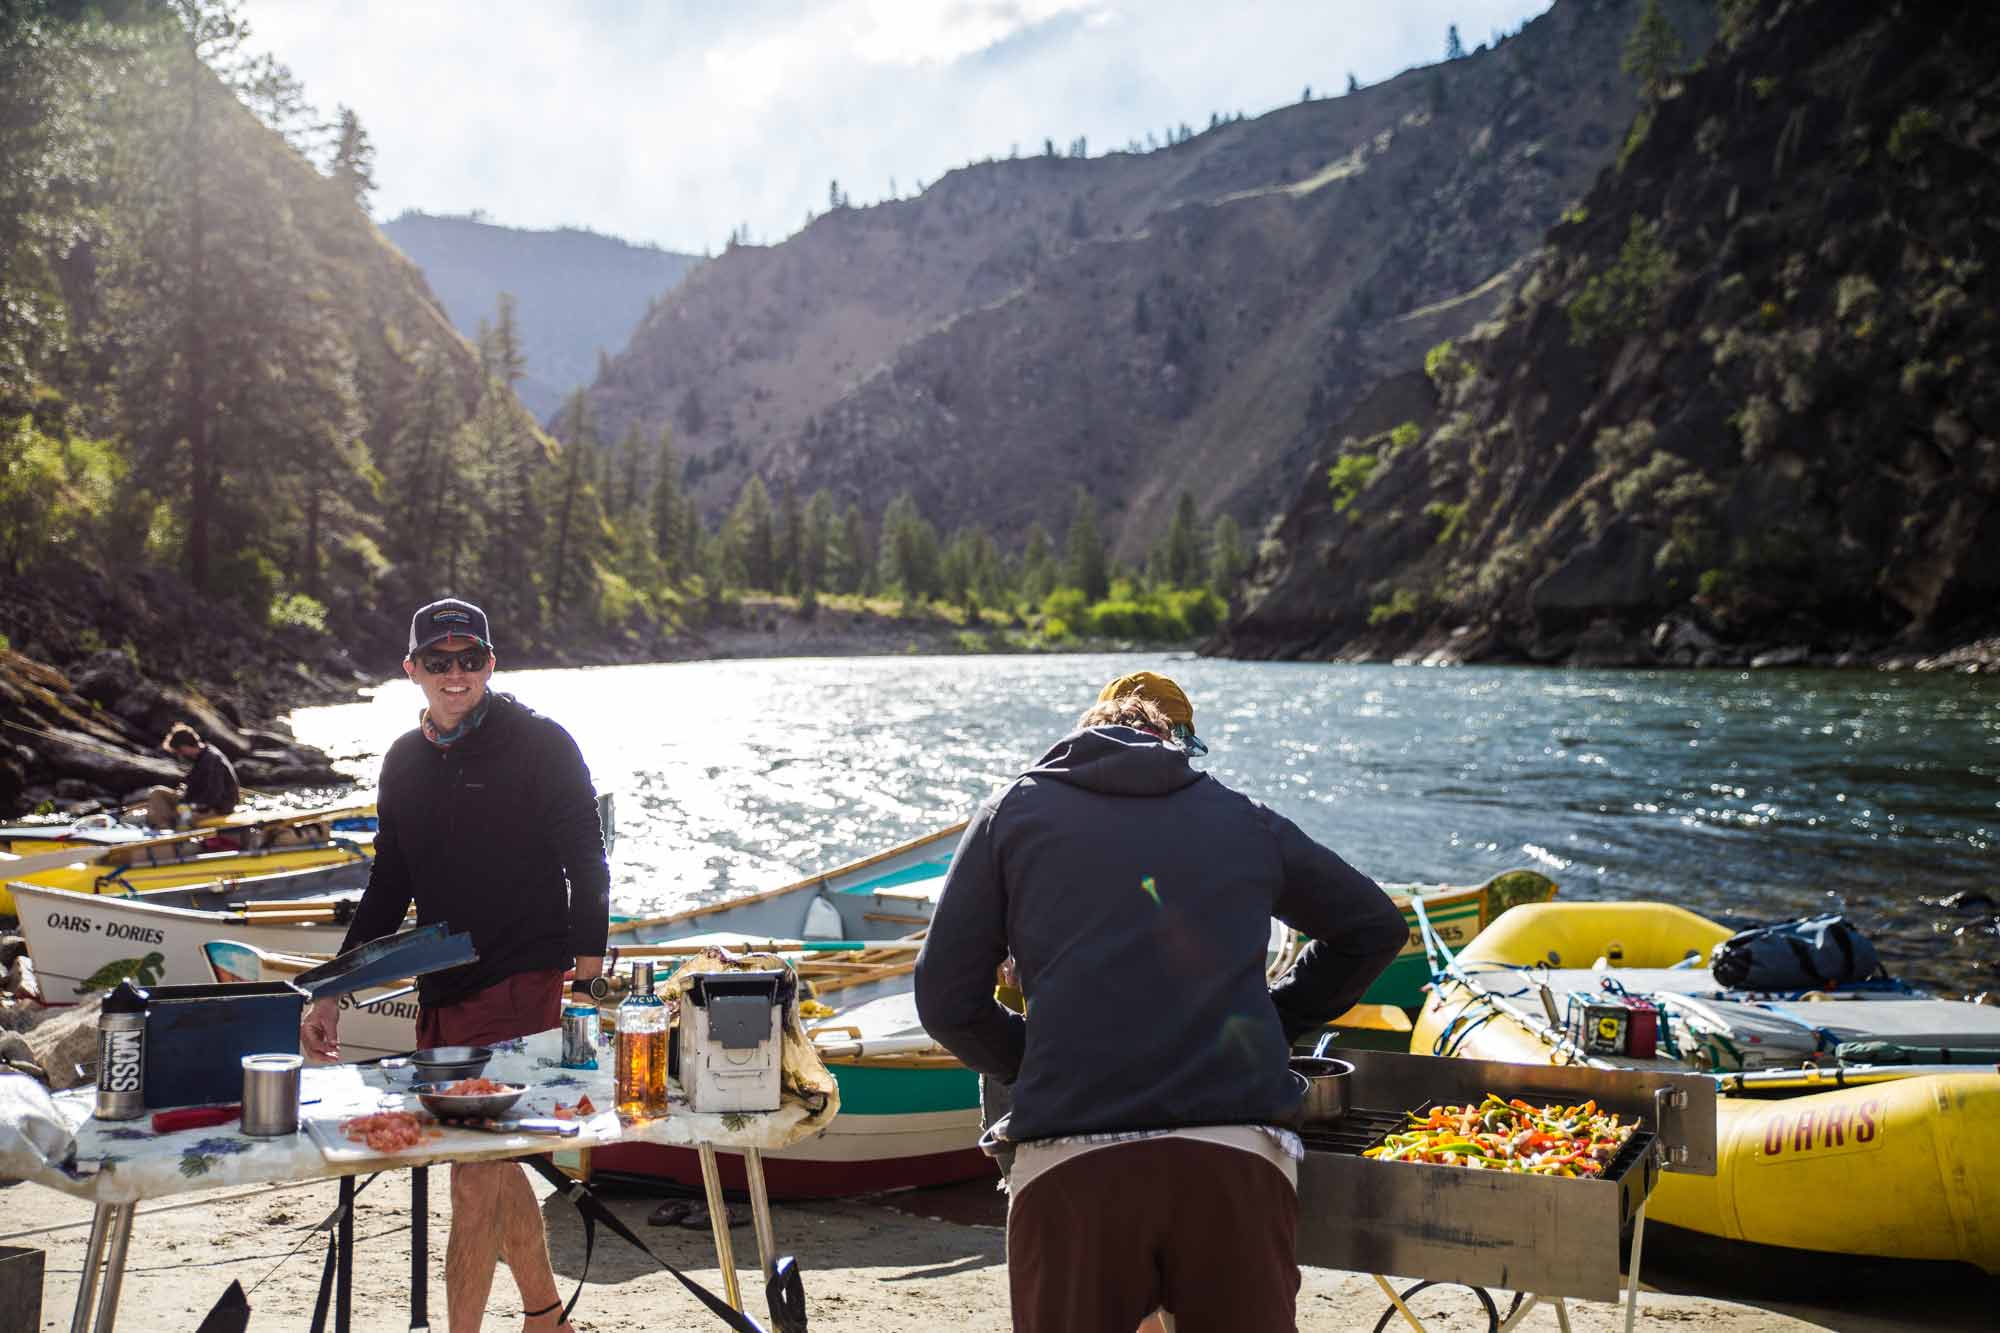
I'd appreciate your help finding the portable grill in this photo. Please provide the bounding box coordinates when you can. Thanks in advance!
[1295,1047,1715,1332]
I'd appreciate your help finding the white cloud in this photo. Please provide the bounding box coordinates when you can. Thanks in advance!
[245,0,1554,254]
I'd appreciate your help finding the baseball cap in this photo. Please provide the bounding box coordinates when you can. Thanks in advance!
[1096,671,1207,756]
[408,598,492,655]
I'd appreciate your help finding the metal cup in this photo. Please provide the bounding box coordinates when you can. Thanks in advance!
[240,1053,304,1137]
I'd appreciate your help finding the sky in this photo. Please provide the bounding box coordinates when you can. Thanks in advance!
[249,0,1556,255]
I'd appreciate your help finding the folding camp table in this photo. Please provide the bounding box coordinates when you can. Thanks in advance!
[3,1027,834,1331]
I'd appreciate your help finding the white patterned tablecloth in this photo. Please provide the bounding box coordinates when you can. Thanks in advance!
[4,1027,835,1205]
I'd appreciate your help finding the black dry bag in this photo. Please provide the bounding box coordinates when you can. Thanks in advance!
[1711,914,1880,990]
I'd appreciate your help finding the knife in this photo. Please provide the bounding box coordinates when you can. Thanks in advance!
[442,1116,579,1138]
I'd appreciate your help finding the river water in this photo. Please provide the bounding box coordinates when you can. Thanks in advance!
[289,654,1998,996]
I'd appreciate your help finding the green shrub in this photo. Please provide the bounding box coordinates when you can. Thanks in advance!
[0,417,127,575]
[1750,75,1778,101]
[1368,588,1421,626]
[1040,586,1087,623]
[1566,218,1672,345]
[1732,395,1781,460]
[1888,107,1940,163]
[1424,500,1468,544]
[1041,615,1074,641]
[1834,274,1881,322]
[269,593,328,633]
[1327,453,1380,513]
[1617,107,1654,172]
[214,548,284,620]
[1424,339,1470,385]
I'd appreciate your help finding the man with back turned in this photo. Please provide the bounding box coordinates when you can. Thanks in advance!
[915,670,1407,1332]
[300,597,609,1333]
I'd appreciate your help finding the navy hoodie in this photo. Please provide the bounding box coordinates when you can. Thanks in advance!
[337,692,610,1009]
[914,725,1407,1143]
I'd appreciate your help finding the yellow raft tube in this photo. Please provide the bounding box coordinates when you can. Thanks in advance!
[0,807,373,915]
[1411,901,2000,1273]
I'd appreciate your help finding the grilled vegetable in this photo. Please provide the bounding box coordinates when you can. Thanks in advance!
[1360,1094,1636,1175]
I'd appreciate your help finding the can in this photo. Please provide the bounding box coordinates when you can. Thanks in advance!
[94,979,149,1120]
[239,1053,304,1137]
[561,1002,600,1069]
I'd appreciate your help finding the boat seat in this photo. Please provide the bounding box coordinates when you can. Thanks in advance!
[813,991,927,1041]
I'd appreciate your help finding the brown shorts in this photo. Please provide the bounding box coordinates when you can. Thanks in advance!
[415,968,566,1049]
[1007,1137,1299,1333]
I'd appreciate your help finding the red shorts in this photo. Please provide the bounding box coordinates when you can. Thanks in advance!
[415,968,566,1049]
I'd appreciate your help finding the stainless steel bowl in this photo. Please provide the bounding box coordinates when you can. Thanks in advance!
[1289,1055,1354,1124]
[411,1081,526,1120]
[408,1045,493,1082]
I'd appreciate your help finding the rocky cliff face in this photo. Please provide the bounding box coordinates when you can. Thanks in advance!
[1221,0,2000,667]
[582,0,1710,559]
[1,561,348,813]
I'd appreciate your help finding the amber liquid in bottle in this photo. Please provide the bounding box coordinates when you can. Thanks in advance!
[615,962,670,1117]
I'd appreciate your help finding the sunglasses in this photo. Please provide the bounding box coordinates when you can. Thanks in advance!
[417,647,491,675]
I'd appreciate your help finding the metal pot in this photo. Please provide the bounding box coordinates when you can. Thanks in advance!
[409,1045,493,1083]
[1289,1055,1354,1124]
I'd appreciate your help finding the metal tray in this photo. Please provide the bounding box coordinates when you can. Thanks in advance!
[1294,1048,1714,1302]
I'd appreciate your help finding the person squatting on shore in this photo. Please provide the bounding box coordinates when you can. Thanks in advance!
[300,597,610,1333]
[141,722,239,828]
[916,670,1407,1332]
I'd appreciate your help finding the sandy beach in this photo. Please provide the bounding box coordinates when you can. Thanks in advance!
[6,1167,1994,1332]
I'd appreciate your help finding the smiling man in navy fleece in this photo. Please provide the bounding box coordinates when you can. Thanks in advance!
[300,597,609,1333]
[914,675,1406,1333]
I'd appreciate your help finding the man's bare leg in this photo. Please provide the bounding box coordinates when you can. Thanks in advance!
[447,1161,572,1332]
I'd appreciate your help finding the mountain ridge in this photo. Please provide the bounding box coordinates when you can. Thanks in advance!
[578,0,1714,560]
[1218,0,2000,668]
[381,210,701,420]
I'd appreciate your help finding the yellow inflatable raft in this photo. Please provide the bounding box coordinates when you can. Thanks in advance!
[1411,901,2000,1273]
[0,806,374,915]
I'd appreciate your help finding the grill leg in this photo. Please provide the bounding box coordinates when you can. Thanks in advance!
[1623,1202,1648,1333]
[1372,1274,1432,1333]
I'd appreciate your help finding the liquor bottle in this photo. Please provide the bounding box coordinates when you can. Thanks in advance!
[94,979,149,1120]
[560,982,600,1070]
[614,963,669,1117]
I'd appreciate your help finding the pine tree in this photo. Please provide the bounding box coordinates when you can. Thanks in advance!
[775,478,802,593]
[798,489,834,604]
[1165,491,1205,586]
[1445,25,1465,60]
[328,104,375,207]
[1622,0,1682,100]
[727,473,775,590]
[679,384,707,436]
[838,503,870,595]
[650,430,682,580]
[1208,514,1247,600]
[1064,487,1109,602]
[1020,522,1054,604]
[546,390,606,625]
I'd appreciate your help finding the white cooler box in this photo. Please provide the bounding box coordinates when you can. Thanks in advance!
[680,970,793,1113]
